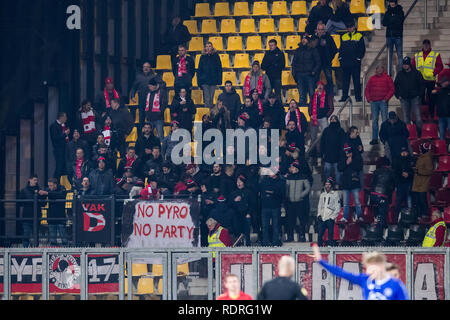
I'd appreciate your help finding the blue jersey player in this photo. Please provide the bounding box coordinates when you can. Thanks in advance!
[311,244,410,300]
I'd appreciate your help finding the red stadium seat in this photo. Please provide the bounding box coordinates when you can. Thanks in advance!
[421,123,439,140]
[410,139,421,155]
[432,139,448,156]
[434,188,450,207]
[342,223,361,242]
[444,207,450,224]
[429,173,443,191]
[447,173,450,189]
[390,189,397,206]
[407,124,418,140]
[421,105,431,122]
[437,155,450,172]
[387,207,398,225]
[322,224,341,243]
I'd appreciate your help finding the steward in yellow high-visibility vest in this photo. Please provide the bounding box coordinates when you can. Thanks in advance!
[422,211,447,247]
[206,217,232,259]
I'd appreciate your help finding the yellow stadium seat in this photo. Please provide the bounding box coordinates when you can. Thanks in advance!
[234,53,250,68]
[369,0,385,13]
[162,72,174,87]
[188,37,204,52]
[284,52,290,67]
[282,70,296,85]
[152,264,163,276]
[246,36,262,51]
[201,19,217,34]
[177,263,190,275]
[286,88,300,102]
[240,71,250,85]
[191,89,204,105]
[266,36,282,49]
[300,107,310,121]
[220,19,236,33]
[291,1,307,15]
[195,108,210,121]
[155,55,172,70]
[195,54,201,68]
[358,17,374,32]
[168,90,175,105]
[239,18,256,33]
[332,34,341,48]
[60,176,71,191]
[227,36,243,51]
[234,2,249,16]
[214,2,230,16]
[219,53,230,68]
[253,53,265,65]
[126,127,138,143]
[350,0,366,14]
[253,2,269,15]
[259,18,275,33]
[222,71,237,86]
[164,108,171,123]
[208,36,224,51]
[127,93,139,106]
[163,126,171,137]
[311,1,318,8]
[235,89,244,103]
[192,73,198,87]
[279,18,295,32]
[137,277,154,294]
[132,264,148,277]
[195,3,211,17]
[286,35,300,50]
[298,18,307,33]
[134,108,139,124]
[65,192,73,209]
[272,1,288,15]
[183,20,198,34]
[213,89,223,104]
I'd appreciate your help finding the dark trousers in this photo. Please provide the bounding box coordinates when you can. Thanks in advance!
[395,183,412,214]
[424,81,436,116]
[137,105,146,132]
[269,77,283,102]
[342,64,362,99]
[22,222,33,247]
[53,149,66,181]
[412,191,429,218]
[319,66,334,95]
[261,208,280,246]
[318,218,335,247]
[174,78,192,97]
[371,194,389,227]
[285,200,309,241]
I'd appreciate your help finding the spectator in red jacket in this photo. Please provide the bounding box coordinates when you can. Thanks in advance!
[435,58,450,91]
[365,65,395,145]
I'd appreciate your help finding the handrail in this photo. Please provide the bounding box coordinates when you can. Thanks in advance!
[361,0,422,125]
[337,97,353,126]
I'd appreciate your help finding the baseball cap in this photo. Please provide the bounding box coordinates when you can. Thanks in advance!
[402,57,411,65]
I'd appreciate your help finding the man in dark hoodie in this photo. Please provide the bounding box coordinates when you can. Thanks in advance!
[261,39,286,101]
[158,161,178,197]
[306,0,333,35]
[312,22,338,94]
[105,99,133,157]
[239,96,261,130]
[134,123,161,164]
[338,144,363,223]
[370,157,396,227]
[394,56,425,137]
[130,62,162,130]
[19,175,40,247]
[392,147,414,216]
[379,111,410,163]
[263,92,285,131]
[88,157,115,196]
[292,35,321,106]
[218,81,242,127]
[382,0,405,76]
[320,115,346,186]
[197,41,223,109]
[259,167,285,246]
[229,174,251,245]
[165,16,192,55]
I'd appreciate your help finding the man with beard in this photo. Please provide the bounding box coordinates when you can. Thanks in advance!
[239,96,260,130]
[65,129,89,179]
[320,115,346,186]
[207,163,224,195]
[134,123,161,163]
[117,147,139,178]
[19,175,40,247]
[170,87,196,134]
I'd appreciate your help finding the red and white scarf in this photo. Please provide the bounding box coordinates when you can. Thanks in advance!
[244,74,263,115]
[104,88,120,109]
[125,155,136,169]
[178,56,187,77]
[81,109,96,134]
[145,90,161,112]
[102,126,111,146]
[311,90,326,126]
[60,121,69,143]
[285,108,302,133]
[76,158,83,179]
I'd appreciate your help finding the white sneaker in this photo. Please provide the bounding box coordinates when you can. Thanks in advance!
[339,217,348,223]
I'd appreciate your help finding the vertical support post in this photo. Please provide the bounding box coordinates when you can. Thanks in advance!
[33,193,39,247]
[406,248,413,299]
[118,249,124,300]
[330,248,336,300]
[445,248,449,300]
[42,250,49,300]
[72,192,77,247]
[163,254,168,300]
[110,195,115,246]
[211,251,217,300]
[80,249,88,300]
[253,249,258,300]
[349,99,353,128]
[424,0,428,29]
[127,253,132,300]
[436,0,439,12]
[4,250,10,300]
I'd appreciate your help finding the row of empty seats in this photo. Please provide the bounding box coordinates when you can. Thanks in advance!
[185,16,374,35]
[194,0,385,18]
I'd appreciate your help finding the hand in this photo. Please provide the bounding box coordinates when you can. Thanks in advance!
[234,196,242,202]
[358,145,363,152]
[180,100,186,105]
[246,214,251,219]
[432,89,438,94]
[149,169,155,175]
[65,129,70,135]
[38,190,48,196]
[131,97,137,104]
[346,157,352,165]
[402,172,408,178]
[309,243,322,262]
[205,199,214,205]
[101,112,106,118]
[201,185,207,193]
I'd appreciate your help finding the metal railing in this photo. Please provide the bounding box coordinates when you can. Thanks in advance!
[361,0,428,123]
[0,246,449,300]
[336,97,353,128]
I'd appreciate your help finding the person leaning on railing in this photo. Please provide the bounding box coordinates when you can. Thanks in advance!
[19,174,40,247]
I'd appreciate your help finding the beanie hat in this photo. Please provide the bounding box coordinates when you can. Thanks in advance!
[148,78,157,86]
[186,179,196,187]
[186,163,197,171]
[325,177,334,186]
[288,143,296,152]
[343,144,352,153]
[105,77,114,84]
[237,174,247,184]
[402,56,411,66]
[217,195,226,202]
